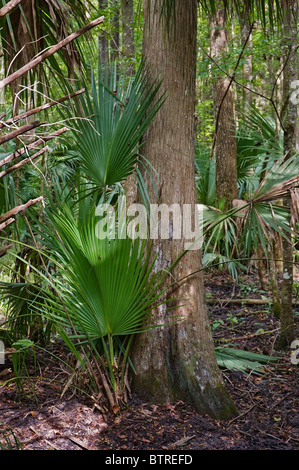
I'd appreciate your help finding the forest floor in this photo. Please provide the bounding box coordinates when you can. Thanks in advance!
[0,271,298,451]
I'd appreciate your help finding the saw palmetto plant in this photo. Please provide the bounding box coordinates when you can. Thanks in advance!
[0,60,169,408]
[0,194,172,408]
[197,103,299,278]
[61,61,164,204]
[201,157,298,276]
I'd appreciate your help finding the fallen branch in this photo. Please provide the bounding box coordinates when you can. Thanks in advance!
[0,196,43,224]
[0,121,43,145]
[0,0,22,18]
[0,127,68,168]
[0,218,15,231]
[0,16,104,89]
[0,89,85,129]
[66,437,91,451]
[206,297,298,306]
[217,328,280,344]
[227,404,257,427]
[0,146,48,178]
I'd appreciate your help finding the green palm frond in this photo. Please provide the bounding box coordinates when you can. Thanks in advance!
[0,194,175,402]
[215,346,280,376]
[0,281,53,345]
[241,202,290,256]
[199,0,283,29]
[237,104,284,198]
[65,61,164,195]
[200,150,298,273]
[238,105,283,158]
[202,252,246,279]
[31,195,172,343]
[241,152,299,252]
[195,146,216,206]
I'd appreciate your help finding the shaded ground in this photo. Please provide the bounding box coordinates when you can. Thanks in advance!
[0,272,298,451]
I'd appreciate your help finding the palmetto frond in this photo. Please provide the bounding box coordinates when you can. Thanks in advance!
[201,151,299,262]
[215,346,279,376]
[254,155,299,203]
[199,0,283,28]
[65,62,164,193]
[33,196,170,342]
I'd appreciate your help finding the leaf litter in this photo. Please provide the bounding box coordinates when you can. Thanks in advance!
[0,272,298,450]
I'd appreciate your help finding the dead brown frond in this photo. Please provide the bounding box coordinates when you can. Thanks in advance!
[254,175,299,203]
[290,188,299,232]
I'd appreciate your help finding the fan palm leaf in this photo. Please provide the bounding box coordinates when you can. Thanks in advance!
[200,150,298,270]
[65,62,164,194]
[215,346,279,376]
[31,195,171,343]
[0,193,175,402]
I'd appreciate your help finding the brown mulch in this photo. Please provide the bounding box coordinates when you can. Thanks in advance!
[0,273,298,451]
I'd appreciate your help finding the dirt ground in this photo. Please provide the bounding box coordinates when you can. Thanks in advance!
[0,272,298,451]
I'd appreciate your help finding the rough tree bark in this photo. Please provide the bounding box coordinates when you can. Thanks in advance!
[131,0,237,419]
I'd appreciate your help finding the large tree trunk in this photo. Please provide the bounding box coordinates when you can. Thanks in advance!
[277,0,298,349]
[130,0,237,419]
[210,5,238,209]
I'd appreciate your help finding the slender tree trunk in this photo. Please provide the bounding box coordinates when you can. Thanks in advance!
[131,0,237,419]
[210,6,238,209]
[121,0,137,202]
[239,7,253,111]
[277,0,298,349]
[99,0,109,73]
[0,38,5,108]
[121,0,135,75]
[111,2,120,62]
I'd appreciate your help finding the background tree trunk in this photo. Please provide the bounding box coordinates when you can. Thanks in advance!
[130,0,237,419]
[121,0,135,75]
[239,6,253,111]
[111,2,120,62]
[277,0,298,349]
[122,0,136,202]
[210,5,238,209]
[99,0,109,74]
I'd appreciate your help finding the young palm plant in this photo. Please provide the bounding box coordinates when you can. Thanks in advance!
[20,194,172,409]
[62,61,164,204]
[197,104,298,279]
[0,62,169,410]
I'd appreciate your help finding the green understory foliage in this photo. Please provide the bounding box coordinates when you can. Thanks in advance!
[0,423,23,450]
[196,105,298,280]
[0,1,298,414]
[0,62,170,408]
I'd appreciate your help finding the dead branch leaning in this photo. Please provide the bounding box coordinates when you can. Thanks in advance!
[0,16,104,90]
